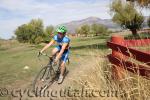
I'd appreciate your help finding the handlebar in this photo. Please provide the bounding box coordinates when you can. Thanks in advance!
[38,52,51,58]
[38,52,58,66]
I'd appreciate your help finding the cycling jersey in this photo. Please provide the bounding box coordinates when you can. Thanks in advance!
[53,34,70,46]
[52,34,70,63]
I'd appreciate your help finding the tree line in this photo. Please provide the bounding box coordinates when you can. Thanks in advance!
[15,19,109,44]
[75,24,110,37]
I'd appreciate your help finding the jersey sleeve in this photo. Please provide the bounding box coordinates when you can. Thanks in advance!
[63,37,70,43]
[52,35,58,41]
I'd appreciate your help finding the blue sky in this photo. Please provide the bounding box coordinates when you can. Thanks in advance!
[0,0,149,39]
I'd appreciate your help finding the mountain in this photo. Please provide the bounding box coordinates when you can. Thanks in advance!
[61,16,149,33]
[61,17,121,33]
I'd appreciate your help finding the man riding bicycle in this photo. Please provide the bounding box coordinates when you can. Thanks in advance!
[40,25,70,84]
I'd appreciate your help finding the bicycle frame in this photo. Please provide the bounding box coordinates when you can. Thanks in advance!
[38,52,60,75]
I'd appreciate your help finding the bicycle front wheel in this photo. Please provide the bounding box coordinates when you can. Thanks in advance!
[32,66,55,93]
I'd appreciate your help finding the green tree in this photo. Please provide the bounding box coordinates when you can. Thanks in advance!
[44,25,54,43]
[91,24,108,36]
[15,24,30,43]
[91,24,98,36]
[28,19,44,43]
[110,0,144,35]
[15,18,44,44]
[80,24,90,37]
[75,27,82,36]
[45,25,54,35]
[148,17,150,28]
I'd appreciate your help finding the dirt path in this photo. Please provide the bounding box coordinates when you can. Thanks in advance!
[11,54,118,100]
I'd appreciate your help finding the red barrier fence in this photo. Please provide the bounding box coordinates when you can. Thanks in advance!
[124,39,150,47]
[107,35,150,80]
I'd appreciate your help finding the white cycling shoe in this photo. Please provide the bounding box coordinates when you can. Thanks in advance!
[57,75,64,84]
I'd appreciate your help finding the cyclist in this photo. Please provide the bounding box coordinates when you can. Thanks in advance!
[40,25,70,84]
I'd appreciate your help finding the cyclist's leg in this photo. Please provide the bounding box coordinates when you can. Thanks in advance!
[60,61,66,76]
[60,51,69,75]
[57,62,66,84]
[58,51,69,84]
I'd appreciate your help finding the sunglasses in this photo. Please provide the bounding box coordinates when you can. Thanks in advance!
[58,32,64,35]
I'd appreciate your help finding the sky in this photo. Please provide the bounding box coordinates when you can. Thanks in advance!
[0,0,149,39]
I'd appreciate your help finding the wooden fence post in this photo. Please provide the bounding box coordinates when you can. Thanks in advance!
[111,35,126,80]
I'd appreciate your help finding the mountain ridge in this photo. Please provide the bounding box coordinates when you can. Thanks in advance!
[60,16,121,33]
[60,16,149,33]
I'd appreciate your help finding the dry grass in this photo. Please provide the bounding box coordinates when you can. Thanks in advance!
[69,51,150,100]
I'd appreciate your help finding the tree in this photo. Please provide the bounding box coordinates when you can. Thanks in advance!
[45,25,54,34]
[91,24,108,36]
[110,0,144,35]
[75,27,82,36]
[80,24,90,37]
[126,0,150,7]
[44,25,54,43]
[148,17,150,28]
[28,19,44,43]
[15,18,44,44]
[15,24,30,43]
[75,25,90,37]
[91,24,98,36]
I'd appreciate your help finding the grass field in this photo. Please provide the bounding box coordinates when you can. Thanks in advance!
[0,35,109,86]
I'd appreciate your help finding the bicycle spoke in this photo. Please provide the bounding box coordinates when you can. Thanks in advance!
[39,67,47,80]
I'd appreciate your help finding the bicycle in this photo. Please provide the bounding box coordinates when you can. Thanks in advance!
[32,52,69,93]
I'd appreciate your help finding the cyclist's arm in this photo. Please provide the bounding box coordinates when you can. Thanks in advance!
[40,39,55,52]
[55,43,68,61]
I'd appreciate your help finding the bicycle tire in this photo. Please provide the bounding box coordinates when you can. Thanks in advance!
[32,65,55,93]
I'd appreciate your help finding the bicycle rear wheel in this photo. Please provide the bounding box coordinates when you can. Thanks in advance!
[32,66,55,93]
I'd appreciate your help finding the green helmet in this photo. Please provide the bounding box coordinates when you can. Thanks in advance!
[56,25,67,34]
